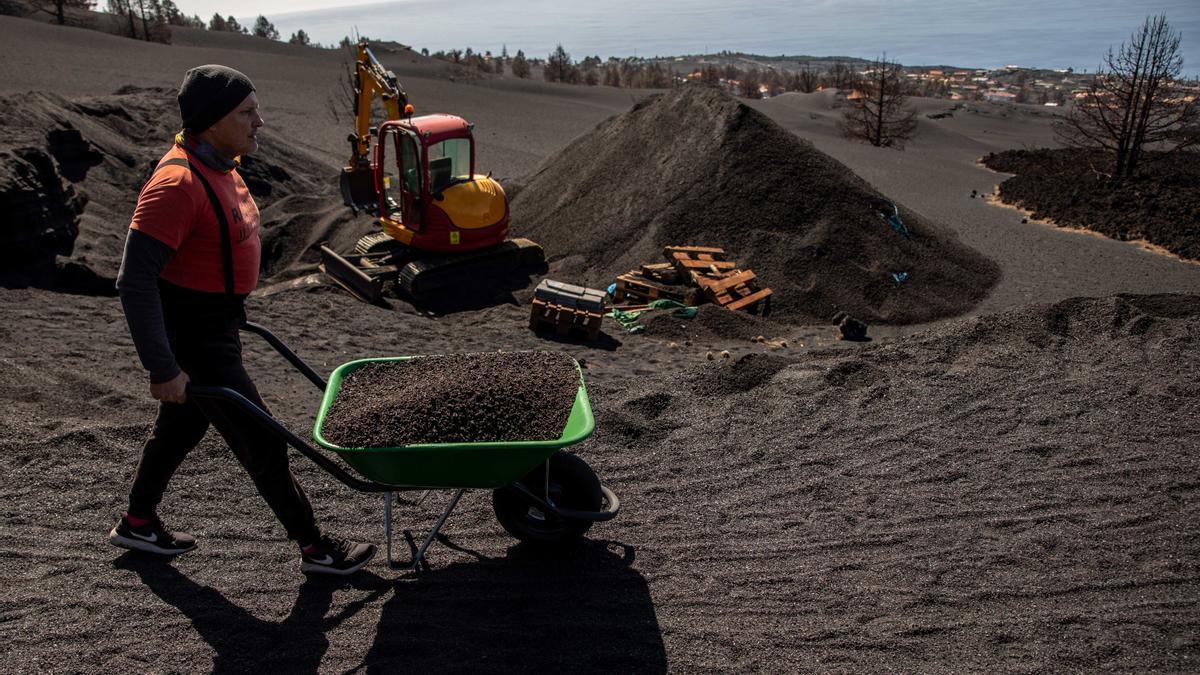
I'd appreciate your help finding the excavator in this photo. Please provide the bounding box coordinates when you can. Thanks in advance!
[321,41,544,302]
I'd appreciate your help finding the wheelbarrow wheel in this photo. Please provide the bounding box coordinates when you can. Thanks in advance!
[492,452,602,547]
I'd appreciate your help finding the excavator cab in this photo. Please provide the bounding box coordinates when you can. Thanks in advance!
[372,115,510,254]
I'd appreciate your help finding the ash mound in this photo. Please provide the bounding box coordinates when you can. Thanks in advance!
[0,88,363,292]
[511,84,999,325]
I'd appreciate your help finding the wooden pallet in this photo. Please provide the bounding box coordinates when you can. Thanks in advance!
[695,269,773,312]
[529,298,603,340]
[639,262,681,285]
[664,246,739,283]
[613,272,699,306]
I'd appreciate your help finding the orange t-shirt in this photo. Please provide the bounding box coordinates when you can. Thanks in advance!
[130,144,261,294]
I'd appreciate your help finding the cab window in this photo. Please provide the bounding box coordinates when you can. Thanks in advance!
[399,133,420,193]
[426,138,470,193]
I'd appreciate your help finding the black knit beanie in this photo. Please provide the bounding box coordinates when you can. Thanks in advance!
[177,65,256,133]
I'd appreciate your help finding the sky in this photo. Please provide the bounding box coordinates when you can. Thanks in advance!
[176,0,375,19]
[171,0,1199,72]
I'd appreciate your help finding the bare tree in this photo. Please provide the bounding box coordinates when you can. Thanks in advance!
[324,38,357,125]
[43,0,94,25]
[1056,14,1198,179]
[106,0,136,36]
[738,68,761,98]
[823,61,855,90]
[795,67,818,93]
[839,56,917,148]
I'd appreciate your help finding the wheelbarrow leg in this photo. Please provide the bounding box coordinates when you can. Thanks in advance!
[384,489,466,571]
[411,489,465,571]
[383,491,396,568]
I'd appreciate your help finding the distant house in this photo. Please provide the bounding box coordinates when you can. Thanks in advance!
[985,90,1017,103]
[928,69,943,77]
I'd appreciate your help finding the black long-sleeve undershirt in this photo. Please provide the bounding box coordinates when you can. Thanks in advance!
[116,229,179,384]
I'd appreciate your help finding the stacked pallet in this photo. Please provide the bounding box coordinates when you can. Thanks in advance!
[612,246,771,314]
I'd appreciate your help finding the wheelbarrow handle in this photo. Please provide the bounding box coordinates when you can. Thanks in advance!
[186,384,393,493]
[241,322,327,391]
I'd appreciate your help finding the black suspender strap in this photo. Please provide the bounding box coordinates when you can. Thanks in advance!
[155,156,236,296]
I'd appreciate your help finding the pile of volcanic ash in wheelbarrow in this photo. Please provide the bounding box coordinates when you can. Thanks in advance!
[321,351,581,448]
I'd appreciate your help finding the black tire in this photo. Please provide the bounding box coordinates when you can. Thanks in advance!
[492,452,603,546]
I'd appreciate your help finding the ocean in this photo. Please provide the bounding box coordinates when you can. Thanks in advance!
[266,0,1200,72]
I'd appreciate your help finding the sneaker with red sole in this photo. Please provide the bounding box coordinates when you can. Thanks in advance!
[109,515,197,556]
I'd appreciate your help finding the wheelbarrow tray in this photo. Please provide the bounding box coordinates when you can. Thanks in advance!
[312,356,594,489]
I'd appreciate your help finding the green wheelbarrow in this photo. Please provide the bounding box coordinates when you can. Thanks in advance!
[187,322,620,571]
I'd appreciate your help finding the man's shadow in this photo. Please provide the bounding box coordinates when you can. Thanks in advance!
[115,537,666,673]
[113,552,388,673]
[351,539,667,673]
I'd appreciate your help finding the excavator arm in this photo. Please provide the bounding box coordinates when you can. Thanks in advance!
[340,41,411,213]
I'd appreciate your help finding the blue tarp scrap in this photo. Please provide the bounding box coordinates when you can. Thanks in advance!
[892,271,909,284]
[880,202,911,238]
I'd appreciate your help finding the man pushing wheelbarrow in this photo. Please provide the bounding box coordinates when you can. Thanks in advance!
[110,65,618,576]
[110,65,375,575]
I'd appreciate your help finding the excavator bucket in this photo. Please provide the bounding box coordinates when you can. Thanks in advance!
[339,166,379,215]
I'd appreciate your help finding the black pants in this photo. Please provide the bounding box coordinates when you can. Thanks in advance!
[127,288,320,544]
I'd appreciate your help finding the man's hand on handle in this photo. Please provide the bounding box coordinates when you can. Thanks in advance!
[150,371,190,404]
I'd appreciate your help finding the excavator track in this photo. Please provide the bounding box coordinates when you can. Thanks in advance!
[354,231,400,256]
[323,235,544,302]
[399,238,545,298]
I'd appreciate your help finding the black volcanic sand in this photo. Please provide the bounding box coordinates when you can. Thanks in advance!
[983,148,1200,260]
[511,84,1000,325]
[2,288,1197,671]
[321,351,580,448]
[0,88,370,290]
[2,22,1199,671]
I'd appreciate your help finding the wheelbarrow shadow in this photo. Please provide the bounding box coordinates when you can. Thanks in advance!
[113,552,388,673]
[352,539,667,673]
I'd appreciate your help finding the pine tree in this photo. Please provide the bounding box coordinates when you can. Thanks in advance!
[511,50,530,79]
[252,15,278,40]
[545,44,572,83]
